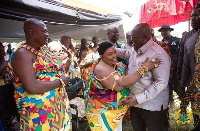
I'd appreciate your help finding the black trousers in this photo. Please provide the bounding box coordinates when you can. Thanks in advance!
[0,83,19,131]
[130,107,168,131]
[193,114,200,131]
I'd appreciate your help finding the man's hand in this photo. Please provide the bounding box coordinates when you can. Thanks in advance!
[122,94,138,107]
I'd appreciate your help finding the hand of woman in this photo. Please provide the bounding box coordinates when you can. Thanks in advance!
[142,57,161,70]
[60,73,70,86]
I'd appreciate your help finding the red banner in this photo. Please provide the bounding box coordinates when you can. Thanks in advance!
[140,0,198,28]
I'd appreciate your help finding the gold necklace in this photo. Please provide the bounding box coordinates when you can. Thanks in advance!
[94,59,117,81]
[94,70,117,81]
[19,44,39,55]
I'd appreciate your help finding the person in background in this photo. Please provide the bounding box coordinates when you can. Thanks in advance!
[0,42,19,130]
[85,41,160,131]
[158,25,181,99]
[179,4,200,130]
[79,37,100,82]
[177,6,200,99]
[7,44,12,55]
[124,31,134,49]
[107,26,128,66]
[78,38,89,63]
[120,23,171,131]
[89,36,99,53]
[60,35,77,55]
[9,18,71,130]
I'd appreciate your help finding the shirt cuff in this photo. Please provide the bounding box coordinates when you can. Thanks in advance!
[135,92,148,104]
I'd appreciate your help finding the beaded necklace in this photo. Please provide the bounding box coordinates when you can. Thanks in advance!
[18,44,39,55]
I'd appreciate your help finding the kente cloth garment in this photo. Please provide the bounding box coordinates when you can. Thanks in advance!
[8,45,71,131]
[85,59,130,131]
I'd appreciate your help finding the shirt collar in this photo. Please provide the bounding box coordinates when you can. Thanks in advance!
[137,38,154,55]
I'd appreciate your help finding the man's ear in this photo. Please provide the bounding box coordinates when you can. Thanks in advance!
[29,30,35,37]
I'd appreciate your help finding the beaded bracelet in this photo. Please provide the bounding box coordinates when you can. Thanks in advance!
[137,64,148,77]
[58,78,66,88]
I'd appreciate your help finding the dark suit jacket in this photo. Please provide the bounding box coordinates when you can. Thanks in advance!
[181,30,200,88]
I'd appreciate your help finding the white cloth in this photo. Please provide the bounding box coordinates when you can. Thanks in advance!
[116,38,171,111]
[114,120,122,131]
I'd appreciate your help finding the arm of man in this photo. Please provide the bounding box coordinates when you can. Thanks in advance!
[12,49,68,94]
[135,52,171,104]
[115,48,132,60]
[180,47,191,96]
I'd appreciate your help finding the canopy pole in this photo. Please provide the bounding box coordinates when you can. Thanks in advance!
[188,11,191,31]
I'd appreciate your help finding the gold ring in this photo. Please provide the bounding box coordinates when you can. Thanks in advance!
[154,63,158,68]
[152,59,156,63]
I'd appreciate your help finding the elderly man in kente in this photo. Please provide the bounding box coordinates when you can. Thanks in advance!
[85,41,160,131]
[8,18,72,130]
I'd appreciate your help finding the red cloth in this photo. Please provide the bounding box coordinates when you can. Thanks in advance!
[140,0,198,28]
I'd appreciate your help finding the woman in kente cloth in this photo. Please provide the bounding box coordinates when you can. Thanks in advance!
[8,18,72,130]
[85,41,160,131]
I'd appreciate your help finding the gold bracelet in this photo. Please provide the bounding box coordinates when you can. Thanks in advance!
[137,64,148,77]
[58,78,66,88]
[111,74,119,91]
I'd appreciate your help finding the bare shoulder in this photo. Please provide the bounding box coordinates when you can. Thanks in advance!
[94,63,114,79]
[12,48,35,67]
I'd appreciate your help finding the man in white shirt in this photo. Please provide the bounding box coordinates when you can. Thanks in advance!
[118,23,171,131]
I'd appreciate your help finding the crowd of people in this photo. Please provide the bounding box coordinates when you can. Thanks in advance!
[0,1,200,131]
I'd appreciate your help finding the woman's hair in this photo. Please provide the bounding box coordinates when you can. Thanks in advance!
[47,41,62,52]
[98,41,113,55]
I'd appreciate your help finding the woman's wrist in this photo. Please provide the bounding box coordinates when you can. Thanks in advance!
[137,64,148,77]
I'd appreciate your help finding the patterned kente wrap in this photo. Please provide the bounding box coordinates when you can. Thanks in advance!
[9,45,71,131]
[85,59,130,131]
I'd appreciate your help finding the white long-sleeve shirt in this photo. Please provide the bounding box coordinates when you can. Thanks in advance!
[116,38,171,111]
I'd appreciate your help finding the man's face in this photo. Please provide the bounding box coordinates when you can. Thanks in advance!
[81,39,88,47]
[126,35,133,46]
[160,29,171,38]
[92,37,99,45]
[131,29,143,50]
[108,28,120,42]
[34,23,49,46]
[191,8,200,30]
[62,38,71,48]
